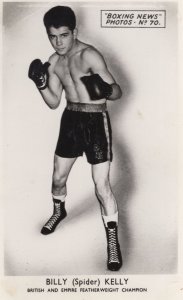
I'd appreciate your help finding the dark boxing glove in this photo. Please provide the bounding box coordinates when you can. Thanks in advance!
[28,59,50,90]
[80,74,113,100]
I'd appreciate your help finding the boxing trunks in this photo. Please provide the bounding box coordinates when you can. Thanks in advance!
[55,102,113,164]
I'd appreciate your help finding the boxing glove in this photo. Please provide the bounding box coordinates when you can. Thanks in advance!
[80,74,113,100]
[28,59,50,90]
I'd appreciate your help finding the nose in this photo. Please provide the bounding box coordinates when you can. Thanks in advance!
[56,36,63,46]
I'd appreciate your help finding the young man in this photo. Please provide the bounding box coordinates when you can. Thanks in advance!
[28,6,122,271]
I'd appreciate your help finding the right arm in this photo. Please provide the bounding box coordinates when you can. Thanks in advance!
[29,54,63,109]
[39,55,63,109]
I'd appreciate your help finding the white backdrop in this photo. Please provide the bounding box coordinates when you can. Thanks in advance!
[3,1,178,275]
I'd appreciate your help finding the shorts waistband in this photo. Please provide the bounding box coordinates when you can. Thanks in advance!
[66,102,107,112]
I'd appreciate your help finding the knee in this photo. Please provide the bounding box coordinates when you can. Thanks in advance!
[52,172,67,190]
[94,178,110,199]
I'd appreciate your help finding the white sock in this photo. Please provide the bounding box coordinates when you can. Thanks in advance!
[102,211,118,227]
[52,194,66,202]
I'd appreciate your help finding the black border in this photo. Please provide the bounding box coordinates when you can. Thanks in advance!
[100,10,166,28]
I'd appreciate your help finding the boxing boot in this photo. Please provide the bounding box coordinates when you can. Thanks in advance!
[41,199,67,235]
[105,221,122,271]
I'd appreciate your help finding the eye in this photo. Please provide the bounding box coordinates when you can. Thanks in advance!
[62,33,69,37]
[49,35,55,40]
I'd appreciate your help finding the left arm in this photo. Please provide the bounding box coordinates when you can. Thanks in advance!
[82,47,122,100]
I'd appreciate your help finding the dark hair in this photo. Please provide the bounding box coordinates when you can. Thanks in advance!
[43,6,76,32]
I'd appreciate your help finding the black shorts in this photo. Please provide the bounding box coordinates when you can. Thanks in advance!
[55,102,113,164]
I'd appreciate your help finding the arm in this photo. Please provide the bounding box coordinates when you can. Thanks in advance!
[28,55,63,109]
[82,48,122,101]
[40,58,63,109]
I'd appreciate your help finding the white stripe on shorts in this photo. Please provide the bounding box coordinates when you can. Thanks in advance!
[102,112,110,161]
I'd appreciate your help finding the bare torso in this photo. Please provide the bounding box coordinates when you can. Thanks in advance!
[51,40,106,104]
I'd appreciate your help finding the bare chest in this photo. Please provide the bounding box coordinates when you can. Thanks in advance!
[54,54,89,88]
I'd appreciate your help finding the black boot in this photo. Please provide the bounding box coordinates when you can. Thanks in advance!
[105,221,122,271]
[41,199,67,235]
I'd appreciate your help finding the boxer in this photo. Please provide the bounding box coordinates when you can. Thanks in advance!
[29,6,122,271]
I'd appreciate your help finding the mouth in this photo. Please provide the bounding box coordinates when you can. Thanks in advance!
[56,48,65,51]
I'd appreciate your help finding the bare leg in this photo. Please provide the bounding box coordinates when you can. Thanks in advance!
[92,161,117,216]
[52,155,77,197]
[41,155,77,235]
[92,161,122,271]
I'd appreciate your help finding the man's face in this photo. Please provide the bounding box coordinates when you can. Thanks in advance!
[48,26,76,55]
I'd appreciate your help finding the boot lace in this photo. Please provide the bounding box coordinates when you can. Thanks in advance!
[44,202,61,230]
[108,227,120,263]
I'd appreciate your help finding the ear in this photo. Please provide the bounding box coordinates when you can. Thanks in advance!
[73,28,78,39]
